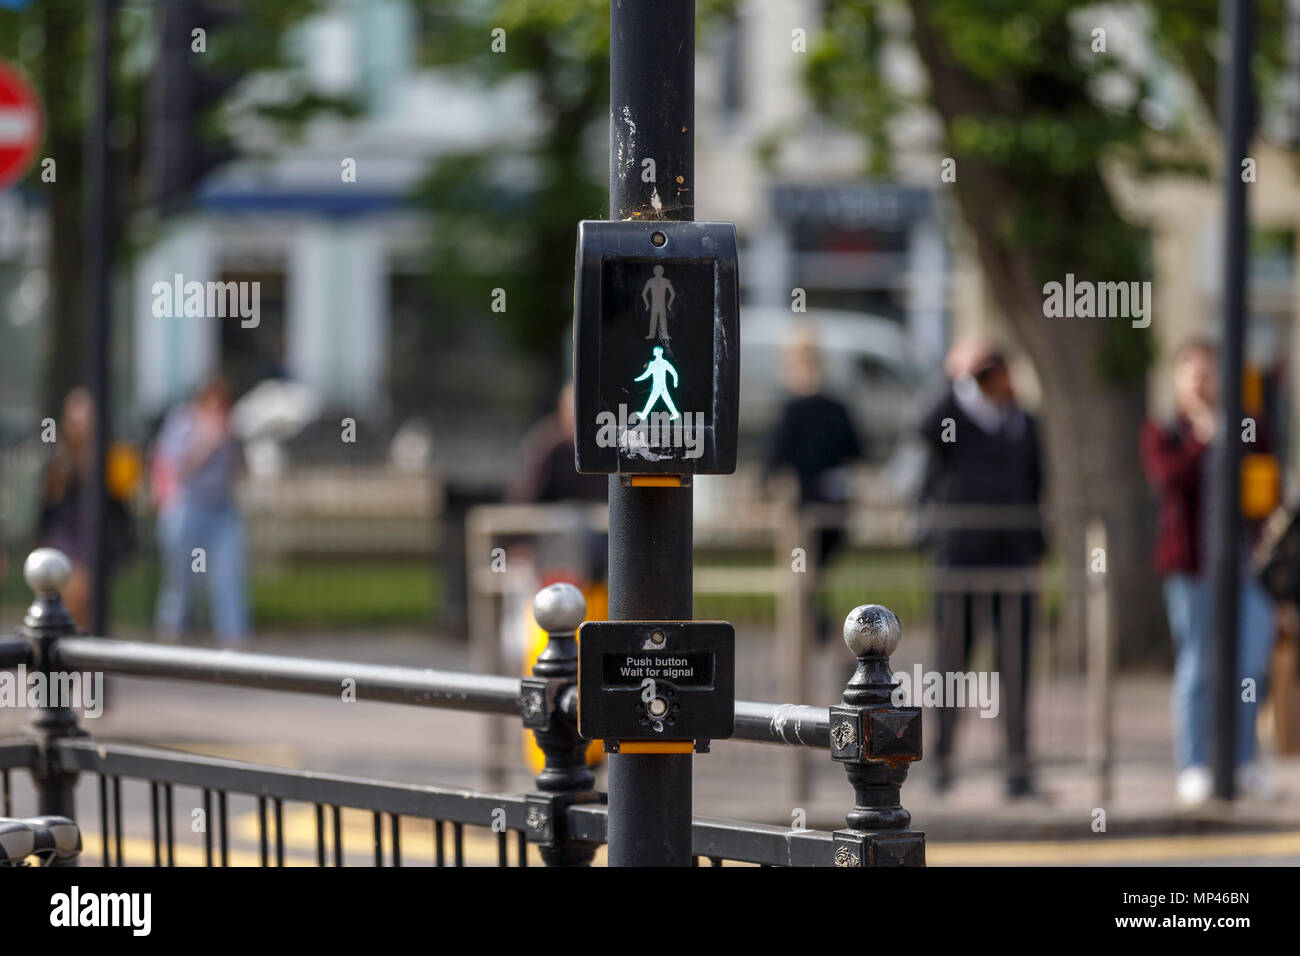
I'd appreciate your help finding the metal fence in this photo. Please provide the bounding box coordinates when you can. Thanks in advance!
[466,496,1115,804]
[0,548,924,867]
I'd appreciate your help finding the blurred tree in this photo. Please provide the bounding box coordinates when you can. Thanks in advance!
[808,0,1289,660]
[0,0,346,418]
[413,0,734,396]
[412,1,609,380]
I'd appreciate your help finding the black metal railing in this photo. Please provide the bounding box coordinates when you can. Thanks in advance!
[0,547,923,867]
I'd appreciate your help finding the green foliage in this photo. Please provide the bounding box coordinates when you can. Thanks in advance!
[0,1,347,411]
[412,1,610,357]
[807,3,894,177]
[247,560,438,629]
[0,555,439,632]
[807,0,1293,384]
[0,0,342,208]
[413,0,735,358]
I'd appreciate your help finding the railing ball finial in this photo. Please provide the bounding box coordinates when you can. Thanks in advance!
[524,581,598,866]
[843,603,901,659]
[20,547,85,819]
[829,601,925,864]
[532,582,586,635]
[24,548,72,597]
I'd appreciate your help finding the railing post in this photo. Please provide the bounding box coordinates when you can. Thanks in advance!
[775,489,813,804]
[20,549,87,865]
[520,583,602,866]
[828,604,925,866]
[1085,519,1113,805]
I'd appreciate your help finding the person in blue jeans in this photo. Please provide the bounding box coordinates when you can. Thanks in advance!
[153,400,195,640]
[1140,340,1278,805]
[155,377,250,647]
[1164,574,1274,777]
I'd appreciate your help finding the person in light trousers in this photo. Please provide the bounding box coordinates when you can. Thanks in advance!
[155,376,250,646]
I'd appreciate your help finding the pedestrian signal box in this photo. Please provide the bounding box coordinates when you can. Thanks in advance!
[577,620,735,751]
[573,220,740,475]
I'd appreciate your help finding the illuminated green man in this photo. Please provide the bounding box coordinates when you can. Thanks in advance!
[635,346,680,420]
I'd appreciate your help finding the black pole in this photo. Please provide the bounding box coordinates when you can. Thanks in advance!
[1211,0,1254,801]
[605,0,696,867]
[83,0,114,638]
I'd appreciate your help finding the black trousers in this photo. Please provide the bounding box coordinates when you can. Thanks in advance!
[930,588,1033,783]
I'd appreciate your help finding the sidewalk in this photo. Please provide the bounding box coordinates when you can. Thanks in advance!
[696,748,1300,841]
[709,635,1300,839]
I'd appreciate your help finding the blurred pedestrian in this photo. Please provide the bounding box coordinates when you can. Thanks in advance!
[507,381,608,583]
[919,338,1044,797]
[37,388,135,629]
[508,382,606,506]
[765,329,864,647]
[1139,338,1277,805]
[151,395,197,641]
[155,376,250,646]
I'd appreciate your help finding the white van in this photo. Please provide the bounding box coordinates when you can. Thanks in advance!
[737,306,932,465]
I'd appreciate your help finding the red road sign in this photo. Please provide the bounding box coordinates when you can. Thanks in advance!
[0,60,43,190]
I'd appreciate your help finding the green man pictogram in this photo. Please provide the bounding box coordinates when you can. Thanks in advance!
[635,346,680,420]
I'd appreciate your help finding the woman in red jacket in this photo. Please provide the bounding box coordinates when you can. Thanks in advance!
[1139,339,1277,805]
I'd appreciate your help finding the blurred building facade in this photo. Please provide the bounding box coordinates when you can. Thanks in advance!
[4,0,1294,495]
[126,0,957,496]
[132,2,540,428]
[695,2,950,371]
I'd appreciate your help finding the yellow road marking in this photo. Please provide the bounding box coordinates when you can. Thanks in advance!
[75,807,1300,865]
[74,827,570,867]
[927,829,1300,865]
[72,806,555,866]
[78,834,312,867]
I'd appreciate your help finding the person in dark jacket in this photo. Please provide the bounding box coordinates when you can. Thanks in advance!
[766,331,864,646]
[508,382,607,506]
[919,339,1044,797]
[507,382,607,584]
[37,388,135,629]
[1139,338,1277,805]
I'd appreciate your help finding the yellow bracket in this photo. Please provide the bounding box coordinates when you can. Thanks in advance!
[626,476,683,487]
[617,741,694,754]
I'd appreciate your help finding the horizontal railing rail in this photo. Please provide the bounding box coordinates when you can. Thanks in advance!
[731,701,832,748]
[0,548,924,867]
[4,634,838,749]
[53,638,524,715]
